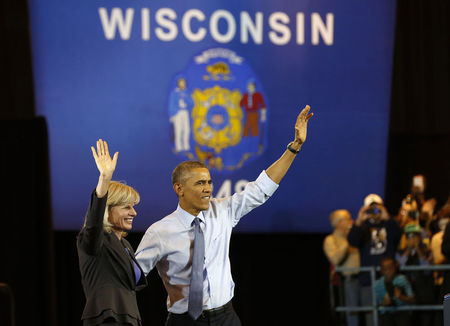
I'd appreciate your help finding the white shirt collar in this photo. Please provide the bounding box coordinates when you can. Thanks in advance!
[175,204,206,229]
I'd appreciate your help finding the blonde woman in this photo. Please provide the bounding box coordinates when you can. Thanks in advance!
[77,139,147,326]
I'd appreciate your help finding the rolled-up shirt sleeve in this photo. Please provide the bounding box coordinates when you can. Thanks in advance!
[221,170,279,227]
[255,170,279,197]
[135,228,162,276]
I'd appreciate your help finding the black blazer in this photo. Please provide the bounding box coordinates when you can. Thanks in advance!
[77,191,147,326]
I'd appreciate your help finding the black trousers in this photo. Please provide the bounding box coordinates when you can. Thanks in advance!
[165,302,241,326]
[98,319,134,326]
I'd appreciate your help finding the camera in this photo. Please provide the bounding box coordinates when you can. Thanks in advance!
[408,210,419,219]
[366,207,381,215]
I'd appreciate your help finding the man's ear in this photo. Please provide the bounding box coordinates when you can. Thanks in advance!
[173,183,183,197]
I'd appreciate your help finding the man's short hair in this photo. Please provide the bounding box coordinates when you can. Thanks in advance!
[172,161,207,185]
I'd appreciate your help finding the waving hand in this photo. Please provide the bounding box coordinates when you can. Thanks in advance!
[294,105,314,145]
[91,139,118,197]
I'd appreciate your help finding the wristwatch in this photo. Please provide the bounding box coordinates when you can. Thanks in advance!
[287,142,301,154]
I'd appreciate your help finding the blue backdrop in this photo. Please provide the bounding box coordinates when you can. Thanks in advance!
[28,0,396,232]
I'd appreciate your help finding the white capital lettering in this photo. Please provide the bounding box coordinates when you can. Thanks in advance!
[182,9,207,42]
[311,13,334,45]
[240,11,263,44]
[210,10,236,43]
[141,8,150,40]
[268,12,291,45]
[296,13,305,45]
[155,8,178,42]
[99,7,134,40]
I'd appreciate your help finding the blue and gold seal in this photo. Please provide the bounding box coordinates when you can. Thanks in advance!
[167,48,268,172]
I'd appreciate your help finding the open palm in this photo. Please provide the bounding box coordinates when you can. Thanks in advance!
[294,105,314,144]
[91,139,118,178]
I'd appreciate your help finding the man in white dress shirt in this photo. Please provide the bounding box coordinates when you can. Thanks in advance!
[136,105,313,326]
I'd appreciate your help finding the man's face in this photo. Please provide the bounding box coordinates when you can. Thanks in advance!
[337,215,353,234]
[366,203,382,222]
[177,168,212,216]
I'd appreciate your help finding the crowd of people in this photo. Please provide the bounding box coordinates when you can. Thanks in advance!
[324,174,450,326]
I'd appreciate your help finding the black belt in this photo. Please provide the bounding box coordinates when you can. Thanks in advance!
[200,301,233,318]
[170,301,233,320]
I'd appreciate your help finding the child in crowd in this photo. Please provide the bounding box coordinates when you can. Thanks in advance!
[375,257,415,326]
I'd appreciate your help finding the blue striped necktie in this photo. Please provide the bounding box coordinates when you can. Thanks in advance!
[188,217,205,320]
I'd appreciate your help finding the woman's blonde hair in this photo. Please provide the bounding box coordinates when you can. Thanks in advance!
[103,181,140,236]
[84,181,140,236]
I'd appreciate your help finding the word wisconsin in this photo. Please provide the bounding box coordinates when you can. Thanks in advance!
[99,7,335,46]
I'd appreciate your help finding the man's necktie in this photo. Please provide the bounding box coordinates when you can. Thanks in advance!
[188,217,205,320]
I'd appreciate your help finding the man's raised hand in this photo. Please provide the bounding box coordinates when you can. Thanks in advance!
[294,105,314,145]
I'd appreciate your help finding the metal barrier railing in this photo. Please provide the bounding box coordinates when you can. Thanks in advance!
[332,264,450,326]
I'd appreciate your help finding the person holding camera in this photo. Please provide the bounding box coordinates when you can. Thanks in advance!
[396,194,421,229]
[401,175,438,236]
[396,223,435,326]
[375,257,415,326]
[348,194,402,326]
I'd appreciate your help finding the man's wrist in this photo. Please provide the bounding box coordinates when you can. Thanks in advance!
[287,141,302,154]
[293,138,303,146]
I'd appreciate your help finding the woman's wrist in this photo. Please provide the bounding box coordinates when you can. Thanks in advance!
[99,172,113,181]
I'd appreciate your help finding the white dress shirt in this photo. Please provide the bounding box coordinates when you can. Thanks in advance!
[135,170,278,313]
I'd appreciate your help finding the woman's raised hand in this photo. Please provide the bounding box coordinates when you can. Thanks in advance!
[91,139,118,180]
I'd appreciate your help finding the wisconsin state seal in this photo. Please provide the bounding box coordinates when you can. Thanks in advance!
[167,48,268,173]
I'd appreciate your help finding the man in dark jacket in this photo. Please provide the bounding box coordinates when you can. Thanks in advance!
[348,193,402,326]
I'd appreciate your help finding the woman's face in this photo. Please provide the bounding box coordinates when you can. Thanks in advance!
[108,203,137,232]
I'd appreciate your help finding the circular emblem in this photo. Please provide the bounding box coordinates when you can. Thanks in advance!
[167,48,269,173]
